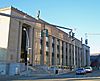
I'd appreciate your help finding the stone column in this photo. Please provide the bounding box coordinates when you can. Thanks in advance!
[72,45,74,66]
[79,48,82,67]
[71,44,73,66]
[81,48,84,67]
[33,28,41,65]
[78,48,80,67]
[29,27,33,64]
[59,40,62,65]
[32,28,36,65]
[54,38,57,65]
[78,47,80,67]
[17,22,22,62]
[69,44,71,66]
[73,40,76,68]
[67,43,70,66]
[62,42,66,66]
[76,47,78,67]
[48,35,52,66]
[41,29,46,65]
[66,43,68,66]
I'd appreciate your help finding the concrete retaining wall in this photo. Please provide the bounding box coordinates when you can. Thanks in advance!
[0,63,25,75]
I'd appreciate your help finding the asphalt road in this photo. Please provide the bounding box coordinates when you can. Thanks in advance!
[7,77,100,81]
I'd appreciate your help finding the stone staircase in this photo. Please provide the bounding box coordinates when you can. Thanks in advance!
[20,65,53,76]
[20,65,71,76]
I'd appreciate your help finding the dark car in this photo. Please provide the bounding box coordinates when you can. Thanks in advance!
[76,68,86,75]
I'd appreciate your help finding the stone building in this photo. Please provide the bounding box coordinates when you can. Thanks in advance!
[81,44,90,67]
[0,6,90,69]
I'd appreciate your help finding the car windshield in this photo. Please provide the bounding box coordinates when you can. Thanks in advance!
[77,68,84,70]
[85,67,91,69]
[85,67,90,69]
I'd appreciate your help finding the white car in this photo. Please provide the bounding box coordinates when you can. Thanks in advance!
[85,66,92,73]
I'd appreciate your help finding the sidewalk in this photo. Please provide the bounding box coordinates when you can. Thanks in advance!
[0,70,75,81]
[0,74,54,81]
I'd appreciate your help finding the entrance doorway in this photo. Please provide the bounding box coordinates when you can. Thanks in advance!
[20,24,30,65]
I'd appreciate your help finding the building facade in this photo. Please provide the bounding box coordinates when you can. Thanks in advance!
[82,44,90,66]
[0,7,90,68]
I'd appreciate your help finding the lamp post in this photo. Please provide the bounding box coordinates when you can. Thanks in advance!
[23,28,31,74]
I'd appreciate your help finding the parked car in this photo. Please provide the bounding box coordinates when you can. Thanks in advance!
[48,66,59,74]
[76,68,86,75]
[85,66,92,73]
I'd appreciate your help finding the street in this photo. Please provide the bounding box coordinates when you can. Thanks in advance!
[0,70,100,81]
[7,78,100,81]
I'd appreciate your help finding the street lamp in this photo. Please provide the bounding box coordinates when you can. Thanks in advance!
[23,28,31,74]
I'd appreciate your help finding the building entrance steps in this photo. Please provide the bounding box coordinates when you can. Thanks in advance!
[20,65,53,76]
[19,65,73,76]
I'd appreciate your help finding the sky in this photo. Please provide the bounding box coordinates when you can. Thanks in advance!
[0,0,100,54]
